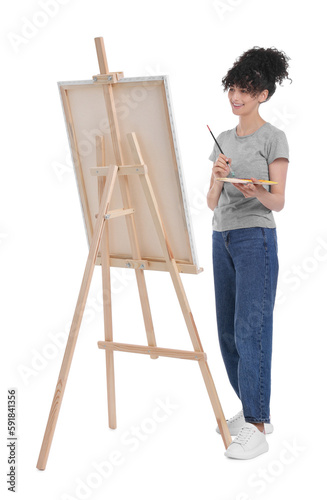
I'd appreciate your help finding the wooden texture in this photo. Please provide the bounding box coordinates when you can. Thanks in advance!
[96,137,117,430]
[98,76,158,360]
[94,256,200,273]
[216,177,278,184]
[36,165,118,470]
[38,38,230,471]
[128,132,232,450]
[94,37,109,74]
[105,208,135,219]
[98,341,207,361]
[90,165,147,176]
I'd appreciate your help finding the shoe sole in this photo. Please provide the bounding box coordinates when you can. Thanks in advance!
[216,423,274,436]
[224,441,269,460]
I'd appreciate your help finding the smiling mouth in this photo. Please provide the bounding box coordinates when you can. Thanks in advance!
[232,102,243,108]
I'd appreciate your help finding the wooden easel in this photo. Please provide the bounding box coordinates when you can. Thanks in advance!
[36,37,231,471]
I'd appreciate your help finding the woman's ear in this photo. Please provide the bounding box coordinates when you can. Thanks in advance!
[259,89,269,103]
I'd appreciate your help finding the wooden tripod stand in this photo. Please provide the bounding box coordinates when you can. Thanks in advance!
[36,37,231,471]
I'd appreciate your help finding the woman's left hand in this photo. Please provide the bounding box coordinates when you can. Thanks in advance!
[232,177,265,198]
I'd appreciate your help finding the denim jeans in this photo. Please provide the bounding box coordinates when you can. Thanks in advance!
[212,227,279,424]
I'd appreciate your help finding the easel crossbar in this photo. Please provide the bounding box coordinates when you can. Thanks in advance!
[104,208,135,219]
[90,165,147,176]
[95,256,202,274]
[98,341,207,361]
[95,208,135,219]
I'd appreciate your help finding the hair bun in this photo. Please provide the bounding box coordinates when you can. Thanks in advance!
[243,47,291,85]
[222,46,291,100]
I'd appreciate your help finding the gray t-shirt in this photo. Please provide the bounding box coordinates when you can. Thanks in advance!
[209,122,289,231]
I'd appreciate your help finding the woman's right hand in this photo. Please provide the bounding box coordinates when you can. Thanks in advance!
[212,154,232,179]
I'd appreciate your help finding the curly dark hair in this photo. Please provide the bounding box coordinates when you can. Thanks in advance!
[222,46,291,101]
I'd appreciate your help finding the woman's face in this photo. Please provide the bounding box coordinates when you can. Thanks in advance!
[228,86,267,116]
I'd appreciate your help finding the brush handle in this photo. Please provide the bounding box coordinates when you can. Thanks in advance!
[207,125,235,177]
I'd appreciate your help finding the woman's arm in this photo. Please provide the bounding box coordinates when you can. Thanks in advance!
[207,153,232,211]
[207,173,224,211]
[233,157,289,212]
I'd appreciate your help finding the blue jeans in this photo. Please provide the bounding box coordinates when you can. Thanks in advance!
[212,227,279,424]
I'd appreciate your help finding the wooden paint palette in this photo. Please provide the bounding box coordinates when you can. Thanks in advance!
[216,177,278,185]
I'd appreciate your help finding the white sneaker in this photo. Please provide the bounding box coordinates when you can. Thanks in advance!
[216,410,274,436]
[224,423,268,460]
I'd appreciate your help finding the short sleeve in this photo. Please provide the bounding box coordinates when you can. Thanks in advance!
[209,144,218,162]
[267,130,289,165]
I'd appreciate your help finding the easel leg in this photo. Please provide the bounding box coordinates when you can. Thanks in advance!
[118,175,158,359]
[128,140,232,449]
[95,38,158,358]
[100,217,117,429]
[96,136,117,429]
[164,252,232,448]
[99,77,158,358]
[168,259,232,448]
[135,268,157,358]
[36,166,118,470]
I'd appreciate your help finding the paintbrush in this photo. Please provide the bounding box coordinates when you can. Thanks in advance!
[207,125,236,177]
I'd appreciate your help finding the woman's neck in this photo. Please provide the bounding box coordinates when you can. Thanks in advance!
[236,115,266,137]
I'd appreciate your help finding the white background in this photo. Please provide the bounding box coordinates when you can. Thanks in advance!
[1,1,326,499]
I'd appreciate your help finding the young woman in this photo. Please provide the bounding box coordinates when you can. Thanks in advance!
[207,47,291,460]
